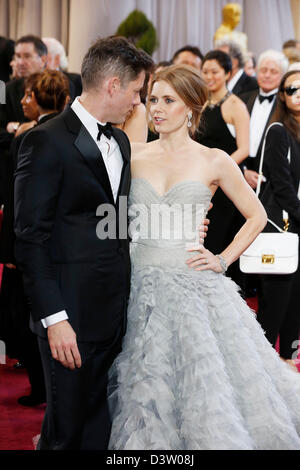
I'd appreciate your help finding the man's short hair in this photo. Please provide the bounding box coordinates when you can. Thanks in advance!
[257,49,289,75]
[81,36,154,91]
[283,39,300,50]
[172,45,204,63]
[42,37,68,70]
[215,39,245,68]
[15,35,48,57]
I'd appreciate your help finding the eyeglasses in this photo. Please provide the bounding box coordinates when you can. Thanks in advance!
[283,86,300,96]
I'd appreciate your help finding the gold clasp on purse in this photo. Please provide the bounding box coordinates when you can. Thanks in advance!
[283,218,289,232]
[262,254,275,264]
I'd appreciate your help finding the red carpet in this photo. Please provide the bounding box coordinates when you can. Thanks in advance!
[0,358,45,450]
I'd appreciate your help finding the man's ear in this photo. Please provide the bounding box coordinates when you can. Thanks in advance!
[107,77,121,97]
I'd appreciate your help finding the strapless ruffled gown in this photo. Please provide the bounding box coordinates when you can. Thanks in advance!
[108,179,300,450]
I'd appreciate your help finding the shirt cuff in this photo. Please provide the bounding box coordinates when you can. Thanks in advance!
[41,310,68,328]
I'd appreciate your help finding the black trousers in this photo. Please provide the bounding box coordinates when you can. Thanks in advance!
[0,267,45,395]
[37,327,123,450]
[257,264,300,359]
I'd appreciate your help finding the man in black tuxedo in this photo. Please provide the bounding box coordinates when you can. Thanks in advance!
[215,38,258,98]
[241,50,288,189]
[14,36,153,450]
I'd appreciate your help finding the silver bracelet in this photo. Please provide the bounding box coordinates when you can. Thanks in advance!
[216,254,227,274]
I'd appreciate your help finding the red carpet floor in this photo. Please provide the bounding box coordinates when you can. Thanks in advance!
[0,358,45,450]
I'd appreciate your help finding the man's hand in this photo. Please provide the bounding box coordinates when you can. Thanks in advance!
[15,121,37,137]
[5,263,16,269]
[47,320,82,370]
[198,202,212,244]
[6,122,20,134]
[244,170,259,189]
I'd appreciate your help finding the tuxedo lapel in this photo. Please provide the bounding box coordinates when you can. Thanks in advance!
[247,91,258,115]
[111,127,131,202]
[256,99,277,158]
[232,73,244,96]
[63,106,114,204]
[74,125,114,204]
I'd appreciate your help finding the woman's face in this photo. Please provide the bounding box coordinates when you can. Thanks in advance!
[201,60,230,93]
[282,73,300,113]
[149,80,191,134]
[21,87,39,120]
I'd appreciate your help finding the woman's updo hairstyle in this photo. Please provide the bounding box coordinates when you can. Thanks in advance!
[32,70,70,113]
[148,64,208,136]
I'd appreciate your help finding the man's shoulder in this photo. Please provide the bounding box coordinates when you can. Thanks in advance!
[240,88,259,106]
[20,112,70,148]
[6,77,24,92]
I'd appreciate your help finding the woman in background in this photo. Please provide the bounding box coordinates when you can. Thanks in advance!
[198,50,250,290]
[258,70,300,369]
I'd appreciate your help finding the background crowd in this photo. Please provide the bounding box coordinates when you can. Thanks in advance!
[0,26,300,408]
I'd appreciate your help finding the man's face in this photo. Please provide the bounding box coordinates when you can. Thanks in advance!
[173,51,202,70]
[109,71,145,124]
[15,42,46,78]
[257,59,282,93]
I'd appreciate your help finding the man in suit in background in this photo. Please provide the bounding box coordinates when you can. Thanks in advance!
[242,49,288,189]
[216,38,258,98]
[14,35,153,450]
[0,35,47,132]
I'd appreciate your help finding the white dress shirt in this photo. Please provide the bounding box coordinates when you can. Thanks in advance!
[227,68,244,92]
[41,97,124,328]
[249,88,278,158]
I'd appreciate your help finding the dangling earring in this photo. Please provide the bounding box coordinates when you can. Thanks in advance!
[187,112,193,128]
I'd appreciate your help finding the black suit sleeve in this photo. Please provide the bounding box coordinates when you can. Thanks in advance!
[14,128,65,320]
[264,125,300,223]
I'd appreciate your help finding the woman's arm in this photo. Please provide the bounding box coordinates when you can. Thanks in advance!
[217,151,267,266]
[122,103,148,143]
[225,96,250,165]
[187,150,267,273]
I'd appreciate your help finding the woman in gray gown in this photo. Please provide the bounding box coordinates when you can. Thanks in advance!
[108,64,300,450]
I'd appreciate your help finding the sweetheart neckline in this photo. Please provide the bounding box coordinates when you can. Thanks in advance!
[131,177,213,198]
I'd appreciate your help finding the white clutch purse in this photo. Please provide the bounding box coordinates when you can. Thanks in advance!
[239,122,299,275]
[240,231,299,274]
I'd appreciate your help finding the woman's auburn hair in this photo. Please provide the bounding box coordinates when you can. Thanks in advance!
[147,64,208,136]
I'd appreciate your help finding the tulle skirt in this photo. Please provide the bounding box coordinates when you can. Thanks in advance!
[108,264,300,450]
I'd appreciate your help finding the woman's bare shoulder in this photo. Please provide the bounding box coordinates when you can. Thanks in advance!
[194,141,229,162]
[131,140,158,160]
[227,93,248,111]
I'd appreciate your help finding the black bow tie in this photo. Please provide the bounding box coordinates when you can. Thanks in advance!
[97,122,112,140]
[259,93,276,104]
